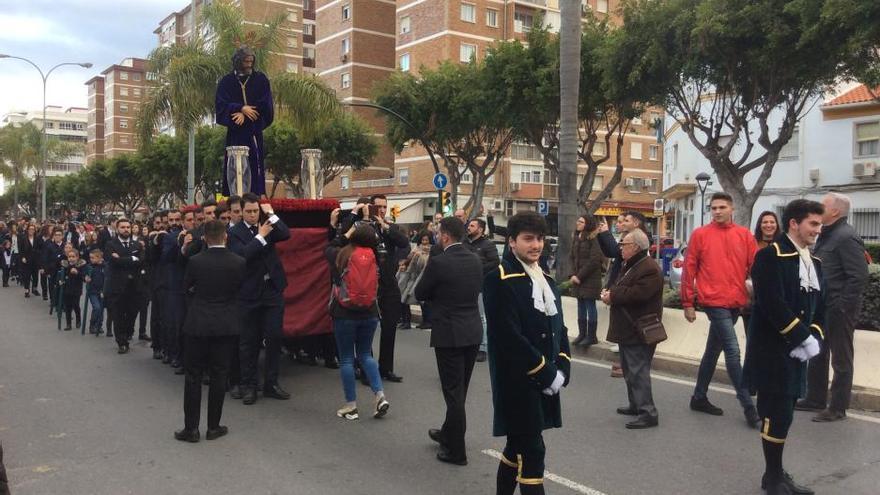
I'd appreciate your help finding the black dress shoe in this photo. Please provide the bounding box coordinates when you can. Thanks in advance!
[139,334,152,342]
[117,345,129,354]
[324,358,339,369]
[762,471,813,495]
[690,396,723,416]
[436,450,467,466]
[32,289,40,296]
[153,349,163,360]
[162,355,172,364]
[171,360,182,369]
[794,399,825,412]
[616,406,639,416]
[263,384,291,400]
[205,425,229,441]
[229,385,243,400]
[625,417,659,429]
[174,367,185,375]
[174,428,200,443]
[475,351,487,363]
[381,371,403,383]
[428,428,445,445]
[744,406,762,429]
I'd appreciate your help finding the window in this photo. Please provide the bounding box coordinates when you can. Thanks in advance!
[341,72,351,88]
[303,0,312,10]
[288,37,298,48]
[855,121,879,157]
[460,43,477,63]
[304,24,315,36]
[779,127,799,159]
[120,104,129,113]
[342,4,351,20]
[514,12,533,33]
[133,88,141,97]
[649,144,659,161]
[852,209,880,241]
[341,37,350,55]
[593,175,605,191]
[398,168,409,185]
[631,142,643,160]
[119,72,129,81]
[120,86,129,97]
[592,141,607,156]
[120,135,129,145]
[287,10,298,22]
[286,62,298,73]
[511,143,543,161]
[460,3,476,23]
[673,143,679,169]
[486,9,499,27]
[597,0,608,13]
[340,175,350,190]
[400,16,411,34]
[512,165,543,184]
[119,119,129,129]
[133,73,141,81]
[399,54,410,72]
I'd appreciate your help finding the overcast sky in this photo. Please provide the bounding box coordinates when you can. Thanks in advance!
[0,0,186,119]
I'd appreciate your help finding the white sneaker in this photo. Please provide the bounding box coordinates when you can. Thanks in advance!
[609,344,620,353]
[336,405,359,420]
[374,397,390,418]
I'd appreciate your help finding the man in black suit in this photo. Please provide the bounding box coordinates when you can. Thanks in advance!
[414,217,484,466]
[227,193,291,405]
[175,220,246,443]
[104,218,145,354]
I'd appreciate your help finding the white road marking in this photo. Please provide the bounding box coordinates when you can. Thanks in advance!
[481,449,610,495]
[571,357,880,425]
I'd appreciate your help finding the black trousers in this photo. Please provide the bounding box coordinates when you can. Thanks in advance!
[239,291,284,390]
[1,265,9,286]
[40,270,48,296]
[137,292,150,336]
[619,344,659,420]
[434,345,479,458]
[183,334,236,430]
[150,288,164,350]
[377,288,401,374]
[806,306,856,412]
[757,393,796,443]
[163,292,185,361]
[108,286,141,346]
[63,293,82,327]
[502,433,546,486]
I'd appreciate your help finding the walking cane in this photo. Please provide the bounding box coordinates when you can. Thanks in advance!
[81,278,90,335]
[56,269,64,331]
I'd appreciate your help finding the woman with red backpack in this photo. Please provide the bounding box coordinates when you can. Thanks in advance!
[326,224,390,421]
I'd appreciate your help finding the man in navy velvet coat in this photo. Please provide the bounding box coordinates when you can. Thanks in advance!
[215,46,274,196]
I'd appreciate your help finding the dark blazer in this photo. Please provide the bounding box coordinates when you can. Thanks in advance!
[227,218,291,301]
[414,243,484,348]
[97,228,114,251]
[465,235,500,277]
[606,251,664,346]
[183,247,246,336]
[813,217,869,312]
[743,236,826,397]
[17,235,40,267]
[483,250,571,437]
[43,241,66,275]
[104,237,144,296]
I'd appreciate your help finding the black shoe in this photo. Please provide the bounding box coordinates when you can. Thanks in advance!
[117,345,129,354]
[690,396,723,416]
[812,409,846,422]
[153,349,164,360]
[32,289,40,296]
[744,405,762,429]
[417,323,431,329]
[63,326,72,331]
[95,329,104,336]
[205,425,229,441]
[174,428,200,443]
[324,358,339,369]
[762,471,813,495]
[229,385,243,400]
[202,376,211,386]
[171,360,182,369]
[428,428,445,445]
[572,334,586,345]
[24,292,30,298]
[381,371,403,383]
[625,416,659,429]
[174,367,185,375]
[263,384,291,400]
[794,399,825,412]
[242,389,257,405]
[475,351,487,363]
[616,406,639,416]
[162,355,172,364]
[397,322,412,330]
[139,334,152,342]
[106,331,113,338]
[436,450,467,466]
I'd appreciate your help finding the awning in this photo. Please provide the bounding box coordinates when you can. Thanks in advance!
[661,183,697,200]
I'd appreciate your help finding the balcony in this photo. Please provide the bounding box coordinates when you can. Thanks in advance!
[352,178,394,189]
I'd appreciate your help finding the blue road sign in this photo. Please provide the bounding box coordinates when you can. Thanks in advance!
[537,200,549,217]
[432,173,448,190]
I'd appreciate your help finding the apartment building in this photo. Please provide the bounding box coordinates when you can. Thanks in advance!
[98,58,149,159]
[84,76,105,164]
[0,106,88,177]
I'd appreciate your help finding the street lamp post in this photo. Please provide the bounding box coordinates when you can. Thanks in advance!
[695,172,711,226]
[0,55,92,221]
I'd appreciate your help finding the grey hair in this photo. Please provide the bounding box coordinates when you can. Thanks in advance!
[626,229,650,251]
[825,192,851,217]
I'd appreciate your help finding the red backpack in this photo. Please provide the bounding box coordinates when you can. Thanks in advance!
[334,246,379,310]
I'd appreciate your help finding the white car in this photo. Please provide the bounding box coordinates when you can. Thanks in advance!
[668,243,687,290]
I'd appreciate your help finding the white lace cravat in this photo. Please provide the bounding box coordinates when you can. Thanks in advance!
[516,256,558,316]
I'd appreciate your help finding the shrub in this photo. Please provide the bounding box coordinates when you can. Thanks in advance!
[663,287,683,309]
[866,244,880,264]
[859,265,880,331]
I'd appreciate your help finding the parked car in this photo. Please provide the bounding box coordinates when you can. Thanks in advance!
[668,243,687,290]
[649,237,675,257]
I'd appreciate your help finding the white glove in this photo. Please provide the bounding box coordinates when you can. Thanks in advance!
[789,346,809,362]
[542,370,565,396]
[801,335,820,360]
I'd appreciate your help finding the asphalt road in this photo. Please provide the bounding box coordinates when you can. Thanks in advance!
[1,287,879,495]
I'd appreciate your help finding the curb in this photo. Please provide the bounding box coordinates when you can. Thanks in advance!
[570,343,880,413]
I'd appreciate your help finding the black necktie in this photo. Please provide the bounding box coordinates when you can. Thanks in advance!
[250,225,258,236]
[123,241,129,249]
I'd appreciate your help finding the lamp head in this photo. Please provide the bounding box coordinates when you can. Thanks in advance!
[695,172,711,192]
[79,63,93,68]
[0,54,9,58]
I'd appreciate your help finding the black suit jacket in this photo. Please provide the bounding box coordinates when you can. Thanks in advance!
[183,247,246,336]
[414,243,483,348]
[227,218,291,301]
[17,235,40,266]
[104,237,144,296]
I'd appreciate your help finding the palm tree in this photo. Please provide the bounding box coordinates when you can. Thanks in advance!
[556,0,582,278]
[138,0,339,202]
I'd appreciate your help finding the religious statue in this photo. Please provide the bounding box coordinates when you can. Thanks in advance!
[215,45,274,196]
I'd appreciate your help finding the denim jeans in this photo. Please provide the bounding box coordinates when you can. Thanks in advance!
[694,307,754,409]
[577,297,598,322]
[334,317,383,402]
[88,293,104,331]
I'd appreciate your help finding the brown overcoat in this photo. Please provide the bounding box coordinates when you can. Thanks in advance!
[606,251,664,346]
[568,231,605,299]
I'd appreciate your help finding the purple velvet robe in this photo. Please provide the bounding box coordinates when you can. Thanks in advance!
[215,71,274,195]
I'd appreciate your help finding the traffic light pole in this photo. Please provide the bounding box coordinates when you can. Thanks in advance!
[437,190,443,215]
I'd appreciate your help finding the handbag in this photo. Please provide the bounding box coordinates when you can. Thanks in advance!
[621,308,668,345]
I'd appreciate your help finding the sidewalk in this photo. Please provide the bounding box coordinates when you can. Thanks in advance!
[558,296,880,411]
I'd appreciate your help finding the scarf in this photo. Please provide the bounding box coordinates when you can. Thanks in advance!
[786,234,820,292]
[516,255,558,317]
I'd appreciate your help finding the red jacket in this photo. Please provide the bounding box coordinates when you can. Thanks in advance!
[680,221,757,309]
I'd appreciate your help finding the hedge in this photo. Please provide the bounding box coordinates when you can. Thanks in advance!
[867,244,880,264]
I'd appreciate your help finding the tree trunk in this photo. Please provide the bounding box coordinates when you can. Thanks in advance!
[556,0,582,279]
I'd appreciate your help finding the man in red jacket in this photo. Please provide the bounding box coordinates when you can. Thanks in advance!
[681,192,761,428]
